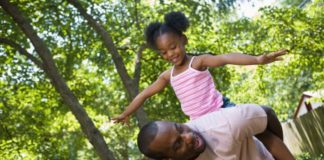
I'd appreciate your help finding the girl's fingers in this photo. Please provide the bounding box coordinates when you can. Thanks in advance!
[270,50,287,58]
[276,49,288,55]
[275,57,284,61]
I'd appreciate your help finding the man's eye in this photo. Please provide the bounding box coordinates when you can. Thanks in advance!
[179,127,183,133]
[176,124,182,133]
[178,125,184,133]
[175,140,182,150]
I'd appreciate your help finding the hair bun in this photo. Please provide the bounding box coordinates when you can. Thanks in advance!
[164,11,189,33]
[144,22,162,48]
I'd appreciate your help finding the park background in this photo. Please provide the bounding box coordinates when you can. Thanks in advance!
[0,0,323,159]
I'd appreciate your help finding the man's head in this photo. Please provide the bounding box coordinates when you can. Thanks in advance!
[137,121,206,160]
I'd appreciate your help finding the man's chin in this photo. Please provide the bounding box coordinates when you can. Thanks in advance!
[186,153,201,160]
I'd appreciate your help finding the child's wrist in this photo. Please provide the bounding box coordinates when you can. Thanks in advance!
[121,112,129,118]
[256,55,263,64]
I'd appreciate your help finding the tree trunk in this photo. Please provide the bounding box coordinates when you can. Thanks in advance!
[0,1,115,160]
[67,0,149,128]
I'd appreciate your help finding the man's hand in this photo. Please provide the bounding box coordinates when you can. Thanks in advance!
[257,49,288,64]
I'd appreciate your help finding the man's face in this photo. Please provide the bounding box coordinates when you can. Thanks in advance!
[148,121,206,160]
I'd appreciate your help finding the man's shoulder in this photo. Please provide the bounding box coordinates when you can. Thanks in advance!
[186,109,230,132]
[195,147,217,160]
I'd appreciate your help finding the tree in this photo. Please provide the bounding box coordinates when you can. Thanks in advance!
[65,0,149,128]
[0,1,115,159]
[1,0,236,159]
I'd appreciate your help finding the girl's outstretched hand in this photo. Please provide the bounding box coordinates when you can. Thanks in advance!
[257,49,288,64]
[112,114,130,125]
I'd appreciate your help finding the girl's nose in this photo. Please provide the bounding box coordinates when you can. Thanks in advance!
[167,50,174,57]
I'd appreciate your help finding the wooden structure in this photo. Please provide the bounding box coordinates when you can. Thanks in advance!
[293,90,324,119]
[282,90,324,157]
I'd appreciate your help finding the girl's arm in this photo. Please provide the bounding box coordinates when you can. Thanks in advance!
[198,49,288,68]
[112,71,170,124]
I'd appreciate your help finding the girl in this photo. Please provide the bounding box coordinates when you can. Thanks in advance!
[113,11,287,122]
[113,11,293,159]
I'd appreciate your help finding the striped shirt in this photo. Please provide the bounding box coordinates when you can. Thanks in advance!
[170,56,223,120]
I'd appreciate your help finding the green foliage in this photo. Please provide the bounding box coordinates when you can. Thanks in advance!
[197,1,324,121]
[0,0,323,159]
[296,152,324,160]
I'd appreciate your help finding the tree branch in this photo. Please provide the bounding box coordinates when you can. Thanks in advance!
[66,0,149,128]
[133,44,146,85]
[134,0,141,30]
[0,37,44,69]
[66,0,133,88]
[0,1,116,159]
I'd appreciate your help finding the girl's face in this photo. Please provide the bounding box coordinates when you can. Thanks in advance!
[155,32,187,66]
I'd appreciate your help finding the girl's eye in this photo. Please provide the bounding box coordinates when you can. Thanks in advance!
[171,45,176,49]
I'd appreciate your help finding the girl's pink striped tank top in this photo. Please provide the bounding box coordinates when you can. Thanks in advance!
[170,56,223,120]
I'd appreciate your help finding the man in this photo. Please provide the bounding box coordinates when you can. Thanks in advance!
[137,104,294,160]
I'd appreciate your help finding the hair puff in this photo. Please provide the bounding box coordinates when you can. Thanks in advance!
[164,11,189,33]
[144,22,162,48]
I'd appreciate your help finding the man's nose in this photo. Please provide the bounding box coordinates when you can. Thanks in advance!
[181,132,193,144]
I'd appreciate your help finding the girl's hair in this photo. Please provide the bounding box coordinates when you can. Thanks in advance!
[145,11,189,49]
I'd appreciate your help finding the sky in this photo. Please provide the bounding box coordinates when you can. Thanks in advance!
[235,0,279,18]
[146,0,281,18]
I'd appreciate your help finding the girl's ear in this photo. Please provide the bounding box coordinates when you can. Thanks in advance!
[181,35,188,45]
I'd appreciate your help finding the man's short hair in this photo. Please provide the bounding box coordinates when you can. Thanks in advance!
[137,121,166,159]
